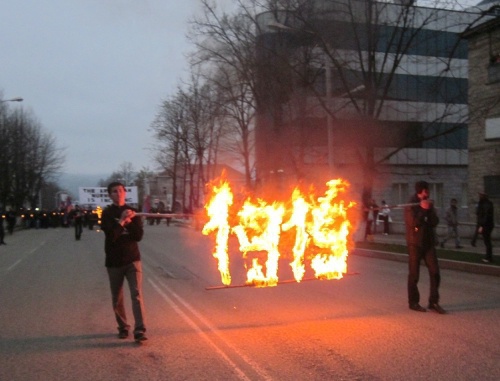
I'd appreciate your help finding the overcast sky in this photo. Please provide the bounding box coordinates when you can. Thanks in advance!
[0,0,219,177]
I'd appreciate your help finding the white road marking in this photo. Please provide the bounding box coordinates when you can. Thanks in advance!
[149,277,274,381]
[6,241,47,272]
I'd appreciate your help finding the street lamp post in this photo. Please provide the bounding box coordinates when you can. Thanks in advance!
[0,97,23,103]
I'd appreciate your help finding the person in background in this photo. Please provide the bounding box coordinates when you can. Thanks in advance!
[69,204,84,240]
[166,207,172,227]
[379,200,391,235]
[6,208,16,235]
[475,191,495,263]
[363,200,376,241]
[0,211,6,245]
[440,198,462,249]
[101,181,148,343]
[371,199,379,234]
[404,181,446,314]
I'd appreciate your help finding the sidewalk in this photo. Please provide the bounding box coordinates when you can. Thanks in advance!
[353,232,500,277]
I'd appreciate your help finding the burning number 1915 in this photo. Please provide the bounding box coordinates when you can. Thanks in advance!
[203,179,355,287]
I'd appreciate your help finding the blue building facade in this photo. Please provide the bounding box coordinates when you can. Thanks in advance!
[254,0,484,217]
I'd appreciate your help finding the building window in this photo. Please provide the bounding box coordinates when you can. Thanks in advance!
[391,183,410,205]
[429,183,444,208]
[460,183,468,208]
[488,60,500,84]
[485,117,500,140]
[484,175,500,198]
[393,182,443,208]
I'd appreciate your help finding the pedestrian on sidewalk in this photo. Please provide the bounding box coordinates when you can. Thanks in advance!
[440,198,462,249]
[474,191,495,263]
[379,200,391,235]
[404,181,446,314]
[471,196,481,247]
[101,181,148,343]
[363,199,378,241]
[371,199,379,234]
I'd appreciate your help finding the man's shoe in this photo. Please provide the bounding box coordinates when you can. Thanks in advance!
[428,303,446,314]
[455,245,463,249]
[134,332,148,343]
[481,258,492,264]
[470,241,476,247]
[409,304,426,312]
[118,330,129,339]
[440,242,444,248]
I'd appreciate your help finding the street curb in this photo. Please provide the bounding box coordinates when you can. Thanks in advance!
[353,248,500,277]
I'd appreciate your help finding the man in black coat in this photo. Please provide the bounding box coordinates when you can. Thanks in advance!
[476,191,495,263]
[101,182,147,342]
[404,181,445,314]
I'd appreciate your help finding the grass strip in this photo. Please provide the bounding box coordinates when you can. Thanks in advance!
[354,241,498,267]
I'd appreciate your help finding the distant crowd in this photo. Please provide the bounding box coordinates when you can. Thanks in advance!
[0,206,100,232]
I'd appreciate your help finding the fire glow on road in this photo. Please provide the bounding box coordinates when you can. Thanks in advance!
[202,178,357,287]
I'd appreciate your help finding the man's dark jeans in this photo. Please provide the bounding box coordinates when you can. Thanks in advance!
[107,261,146,335]
[408,244,441,306]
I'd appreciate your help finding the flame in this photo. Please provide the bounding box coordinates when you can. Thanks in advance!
[202,181,233,285]
[232,200,285,287]
[202,178,355,287]
[281,189,309,282]
[95,206,102,222]
[308,179,352,280]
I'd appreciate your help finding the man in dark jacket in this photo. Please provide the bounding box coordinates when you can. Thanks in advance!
[69,204,84,240]
[101,181,147,342]
[476,191,495,263]
[404,181,445,314]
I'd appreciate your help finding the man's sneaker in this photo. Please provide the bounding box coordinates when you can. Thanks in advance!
[134,332,148,343]
[118,330,129,339]
[481,258,493,264]
[409,304,426,312]
[428,303,446,314]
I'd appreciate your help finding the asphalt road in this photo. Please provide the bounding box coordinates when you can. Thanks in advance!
[0,223,499,381]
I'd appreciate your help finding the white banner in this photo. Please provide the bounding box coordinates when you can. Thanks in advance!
[78,186,138,207]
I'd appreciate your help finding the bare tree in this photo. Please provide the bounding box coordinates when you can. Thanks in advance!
[151,93,186,212]
[181,73,223,209]
[118,162,135,186]
[0,106,64,210]
[152,94,191,212]
[211,64,256,187]
[133,167,154,211]
[188,0,261,189]
[151,74,224,213]
[99,161,135,187]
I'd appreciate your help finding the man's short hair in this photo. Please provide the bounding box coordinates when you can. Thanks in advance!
[107,181,125,195]
[415,181,429,194]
